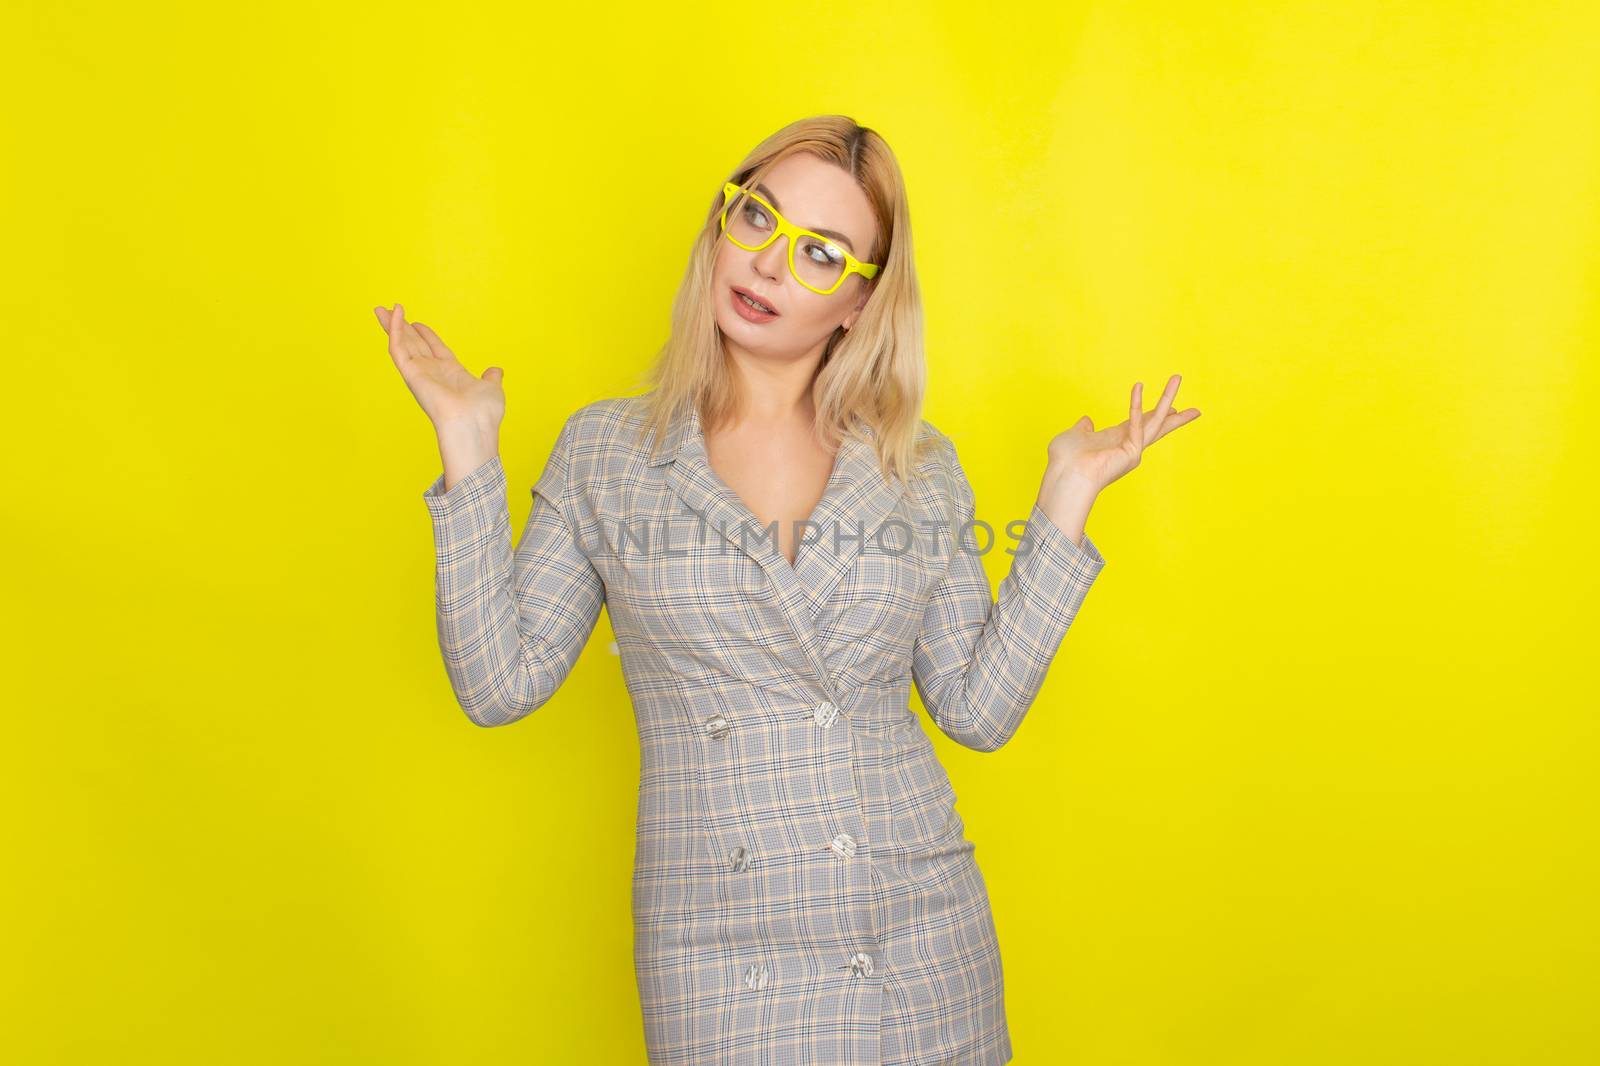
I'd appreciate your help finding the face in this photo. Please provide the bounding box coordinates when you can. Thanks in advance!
[711,152,880,366]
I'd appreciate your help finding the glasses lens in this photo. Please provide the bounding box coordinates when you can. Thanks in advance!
[723,188,773,251]
[792,231,848,293]
[723,187,849,293]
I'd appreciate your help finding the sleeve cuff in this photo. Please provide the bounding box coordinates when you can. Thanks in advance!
[422,454,506,515]
[422,455,509,555]
[1007,499,1106,623]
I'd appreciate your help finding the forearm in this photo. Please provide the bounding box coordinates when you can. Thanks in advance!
[436,415,501,495]
[1034,461,1099,551]
[423,454,603,727]
[914,501,1105,751]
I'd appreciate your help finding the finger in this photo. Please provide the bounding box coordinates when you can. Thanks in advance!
[384,331,413,372]
[1147,407,1202,445]
[386,304,408,363]
[394,305,430,361]
[1147,374,1179,434]
[412,321,453,360]
[373,306,390,330]
[1129,382,1144,450]
[405,320,437,358]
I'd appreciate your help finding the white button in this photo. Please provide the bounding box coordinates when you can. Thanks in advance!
[845,951,874,978]
[813,701,839,728]
[704,713,730,739]
[828,832,857,858]
[729,846,751,872]
[744,962,770,990]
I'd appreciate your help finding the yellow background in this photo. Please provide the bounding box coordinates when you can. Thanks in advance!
[5,1,1596,1062]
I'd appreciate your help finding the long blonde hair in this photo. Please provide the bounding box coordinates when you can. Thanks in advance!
[630,114,939,489]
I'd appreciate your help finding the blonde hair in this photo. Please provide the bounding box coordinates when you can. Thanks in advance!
[629,114,939,489]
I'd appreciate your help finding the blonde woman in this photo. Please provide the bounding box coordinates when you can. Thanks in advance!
[378,114,1199,1064]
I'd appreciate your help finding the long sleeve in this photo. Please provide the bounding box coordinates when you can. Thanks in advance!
[911,440,1106,752]
[420,414,606,727]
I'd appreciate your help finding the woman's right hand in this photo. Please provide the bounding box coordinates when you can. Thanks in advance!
[374,303,505,434]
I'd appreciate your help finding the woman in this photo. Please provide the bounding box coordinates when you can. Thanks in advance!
[377,115,1199,1065]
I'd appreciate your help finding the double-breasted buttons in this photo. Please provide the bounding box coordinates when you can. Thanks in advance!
[812,700,839,728]
[827,832,857,859]
[841,951,875,978]
[729,846,751,872]
[704,713,730,739]
[743,962,770,991]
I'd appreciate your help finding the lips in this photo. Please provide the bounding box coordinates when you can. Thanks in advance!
[731,286,779,315]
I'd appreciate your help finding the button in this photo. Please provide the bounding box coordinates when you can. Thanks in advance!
[704,713,730,739]
[812,700,839,728]
[729,846,751,872]
[743,961,770,991]
[827,832,857,858]
[843,951,874,978]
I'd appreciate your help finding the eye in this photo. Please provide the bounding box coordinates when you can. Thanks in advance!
[801,237,846,267]
[743,203,772,230]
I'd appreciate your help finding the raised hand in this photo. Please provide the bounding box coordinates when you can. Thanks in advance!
[374,303,506,434]
[1034,374,1201,544]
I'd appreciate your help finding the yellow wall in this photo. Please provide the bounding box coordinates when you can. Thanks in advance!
[5,1,1595,1062]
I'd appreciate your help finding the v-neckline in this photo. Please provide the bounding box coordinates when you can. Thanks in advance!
[697,417,851,573]
[655,396,906,679]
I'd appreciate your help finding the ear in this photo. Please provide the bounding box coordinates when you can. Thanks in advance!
[842,278,876,332]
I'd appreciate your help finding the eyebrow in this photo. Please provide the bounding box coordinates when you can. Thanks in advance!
[754,182,858,255]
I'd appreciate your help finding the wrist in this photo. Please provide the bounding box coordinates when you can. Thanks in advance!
[436,416,499,454]
[1038,462,1097,503]
[1035,466,1098,546]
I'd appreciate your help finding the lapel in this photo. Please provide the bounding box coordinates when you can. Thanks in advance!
[648,399,904,688]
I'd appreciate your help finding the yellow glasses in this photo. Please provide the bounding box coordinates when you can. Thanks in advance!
[718,181,881,296]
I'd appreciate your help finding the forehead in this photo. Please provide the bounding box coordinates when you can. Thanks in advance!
[753,154,876,256]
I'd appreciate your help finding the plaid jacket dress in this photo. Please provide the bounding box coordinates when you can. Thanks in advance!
[421,393,1106,1065]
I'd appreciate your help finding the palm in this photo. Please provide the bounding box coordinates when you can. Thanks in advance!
[374,303,505,430]
[1046,375,1200,493]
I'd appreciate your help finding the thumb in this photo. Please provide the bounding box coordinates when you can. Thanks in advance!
[482,366,504,384]
[1075,415,1095,432]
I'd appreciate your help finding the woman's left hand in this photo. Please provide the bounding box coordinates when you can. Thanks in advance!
[1034,374,1201,544]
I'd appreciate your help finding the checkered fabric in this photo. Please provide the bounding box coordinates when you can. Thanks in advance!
[422,394,1106,1064]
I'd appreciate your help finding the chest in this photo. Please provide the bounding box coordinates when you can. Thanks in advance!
[563,412,962,701]
[703,430,837,568]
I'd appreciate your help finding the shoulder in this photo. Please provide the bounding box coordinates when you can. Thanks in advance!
[532,395,655,515]
[553,395,649,442]
[902,418,975,524]
[912,417,960,474]
[915,417,950,450]
[546,394,658,455]
[911,420,985,527]
[545,394,661,486]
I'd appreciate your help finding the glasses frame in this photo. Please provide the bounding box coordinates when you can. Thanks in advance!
[719,181,881,296]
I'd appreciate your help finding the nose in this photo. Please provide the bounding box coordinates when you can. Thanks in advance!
[751,233,788,283]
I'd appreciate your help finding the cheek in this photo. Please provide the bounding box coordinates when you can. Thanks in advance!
[788,295,838,332]
[709,246,730,289]
[766,290,836,337]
